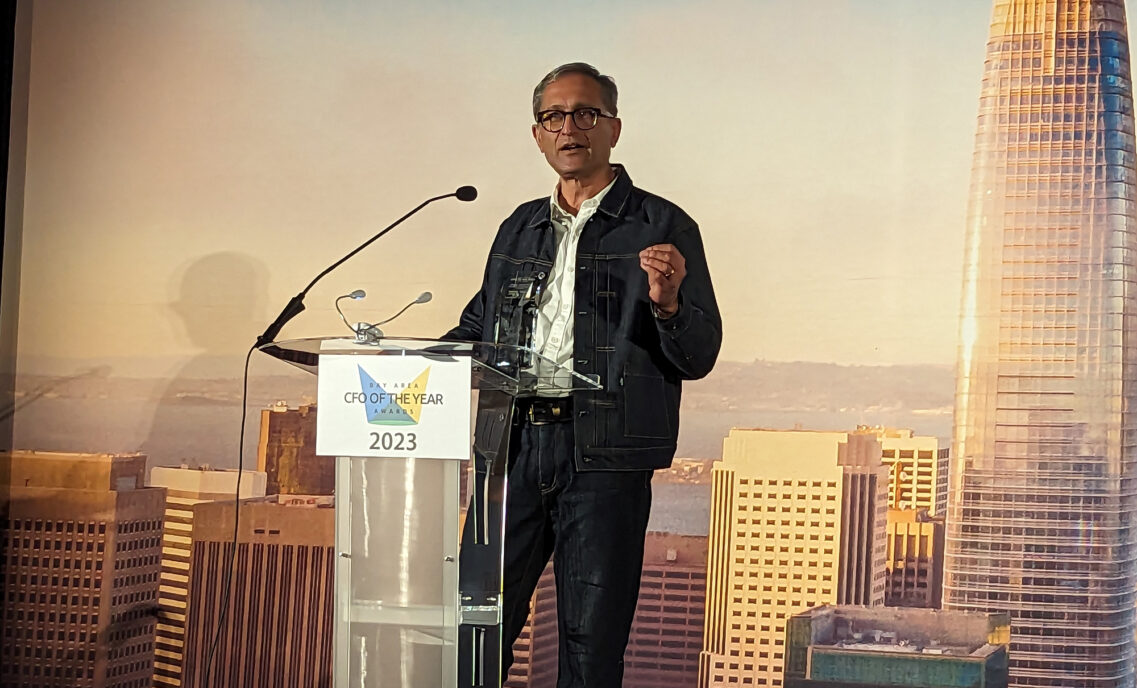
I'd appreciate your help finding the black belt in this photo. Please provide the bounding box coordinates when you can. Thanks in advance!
[517,397,573,424]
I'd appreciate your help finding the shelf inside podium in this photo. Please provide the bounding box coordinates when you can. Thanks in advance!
[349,600,454,630]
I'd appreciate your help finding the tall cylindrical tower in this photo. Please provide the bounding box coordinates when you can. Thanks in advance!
[947,1,1137,686]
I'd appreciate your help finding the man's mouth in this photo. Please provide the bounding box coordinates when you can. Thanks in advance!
[560,142,587,152]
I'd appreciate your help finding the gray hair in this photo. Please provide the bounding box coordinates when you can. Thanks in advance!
[531,62,618,119]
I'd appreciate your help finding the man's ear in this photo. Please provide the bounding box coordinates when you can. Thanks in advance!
[610,118,622,147]
[532,123,542,148]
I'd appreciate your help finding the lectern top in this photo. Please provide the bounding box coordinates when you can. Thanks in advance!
[258,336,602,395]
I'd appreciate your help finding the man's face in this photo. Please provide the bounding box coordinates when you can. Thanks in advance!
[532,73,621,180]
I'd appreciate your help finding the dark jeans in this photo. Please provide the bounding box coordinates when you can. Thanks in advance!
[501,417,652,687]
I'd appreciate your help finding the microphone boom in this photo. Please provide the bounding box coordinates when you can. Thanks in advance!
[254,188,476,347]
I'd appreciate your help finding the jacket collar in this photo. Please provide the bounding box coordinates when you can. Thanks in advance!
[526,164,633,228]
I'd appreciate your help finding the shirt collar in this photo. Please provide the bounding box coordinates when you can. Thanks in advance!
[527,164,634,229]
[549,168,619,222]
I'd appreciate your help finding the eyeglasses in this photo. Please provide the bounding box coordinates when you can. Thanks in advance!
[535,107,615,133]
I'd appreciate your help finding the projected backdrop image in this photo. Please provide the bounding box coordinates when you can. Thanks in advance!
[5,1,1132,687]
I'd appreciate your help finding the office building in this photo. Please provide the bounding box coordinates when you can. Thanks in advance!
[868,428,948,610]
[948,1,1137,684]
[180,495,334,687]
[784,605,1010,688]
[0,451,165,688]
[698,429,889,688]
[506,533,708,688]
[884,508,944,609]
[256,402,332,495]
[868,427,949,515]
[148,465,266,688]
[624,532,708,688]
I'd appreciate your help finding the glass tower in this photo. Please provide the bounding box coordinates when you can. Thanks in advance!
[946,1,1137,687]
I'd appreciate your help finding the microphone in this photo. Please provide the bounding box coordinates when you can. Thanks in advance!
[353,291,434,344]
[375,291,432,326]
[335,290,367,335]
[255,187,477,347]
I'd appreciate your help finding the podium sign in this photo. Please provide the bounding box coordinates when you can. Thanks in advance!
[316,353,472,460]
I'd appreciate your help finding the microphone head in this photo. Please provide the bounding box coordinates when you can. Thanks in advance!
[349,289,366,300]
[455,186,478,202]
[416,291,433,304]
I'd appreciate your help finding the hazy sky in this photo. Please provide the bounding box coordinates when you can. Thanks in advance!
[18,0,1108,374]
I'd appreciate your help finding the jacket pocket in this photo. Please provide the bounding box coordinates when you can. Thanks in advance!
[621,372,672,440]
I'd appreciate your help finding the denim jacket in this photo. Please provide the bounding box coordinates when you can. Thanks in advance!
[446,166,722,471]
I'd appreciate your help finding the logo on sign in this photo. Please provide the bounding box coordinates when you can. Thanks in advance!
[349,365,445,426]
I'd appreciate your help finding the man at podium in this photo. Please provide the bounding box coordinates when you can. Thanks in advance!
[446,62,721,687]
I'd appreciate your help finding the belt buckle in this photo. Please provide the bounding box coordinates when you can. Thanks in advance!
[526,401,564,425]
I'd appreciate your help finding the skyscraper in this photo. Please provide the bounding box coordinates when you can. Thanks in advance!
[884,508,944,609]
[857,428,949,610]
[148,466,266,688]
[871,427,949,516]
[256,402,332,496]
[180,495,335,688]
[948,1,1137,685]
[0,451,165,688]
[698,429,888,688]
[624,532,707,688]
[506,532,707,688]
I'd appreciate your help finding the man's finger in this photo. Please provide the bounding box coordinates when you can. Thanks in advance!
[645,264,678,280]
[641,262,671,281]
[641,244,682,255]
[642,262,680,283]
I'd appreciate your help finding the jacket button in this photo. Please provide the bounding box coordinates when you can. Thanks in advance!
[582,456,593,463]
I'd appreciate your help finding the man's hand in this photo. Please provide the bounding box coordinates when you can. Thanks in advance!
[639,244,686,318]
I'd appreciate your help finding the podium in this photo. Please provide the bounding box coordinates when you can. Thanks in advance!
[259,337,600,688]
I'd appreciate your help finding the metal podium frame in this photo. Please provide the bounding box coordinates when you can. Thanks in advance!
[258,337,600,688]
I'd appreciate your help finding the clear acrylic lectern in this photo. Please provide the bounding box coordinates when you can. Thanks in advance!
[259,337,600,688]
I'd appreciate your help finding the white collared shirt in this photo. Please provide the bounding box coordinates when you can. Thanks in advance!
[533,173,618,395]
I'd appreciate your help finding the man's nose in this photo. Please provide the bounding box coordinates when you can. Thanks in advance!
[559,113,580,134]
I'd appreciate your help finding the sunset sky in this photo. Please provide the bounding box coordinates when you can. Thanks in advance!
[16,0,1096,375]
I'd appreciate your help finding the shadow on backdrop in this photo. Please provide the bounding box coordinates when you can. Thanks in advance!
[142,252,268,470]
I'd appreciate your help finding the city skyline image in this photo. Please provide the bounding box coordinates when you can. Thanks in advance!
[5,0,1137,687]
[946,1,1137,687]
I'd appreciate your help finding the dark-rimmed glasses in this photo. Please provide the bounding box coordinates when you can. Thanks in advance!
[535,107,615,133]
